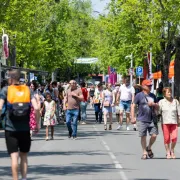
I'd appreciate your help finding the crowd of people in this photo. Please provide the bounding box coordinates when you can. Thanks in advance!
[0,69,180,180]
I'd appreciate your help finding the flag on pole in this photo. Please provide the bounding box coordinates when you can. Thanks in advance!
[108,66,117,85]
[2,34,9,61]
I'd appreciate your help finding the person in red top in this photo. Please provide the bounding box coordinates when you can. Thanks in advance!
[80,82,89,124]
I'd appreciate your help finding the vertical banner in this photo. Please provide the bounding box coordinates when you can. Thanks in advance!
[2,34,9,65]
[108,66,117,85]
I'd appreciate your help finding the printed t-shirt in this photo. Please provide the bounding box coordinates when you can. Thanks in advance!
[94,89,103,104]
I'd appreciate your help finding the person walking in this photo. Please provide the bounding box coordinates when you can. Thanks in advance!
[0,69,40,180]
[117,77,135,130]
[45,84,55,100]
[29,81,41,140]
[159,87,180,159]
[89,85,95,108]
[113,83,120,123]
[131,79,158,160]
[102,83,115,130]
[93,83,103,123]
[41,92,56,141]
[63,80,83,139]
[80,82,88,125]
[156,82,164,102]
[52,81,60,123]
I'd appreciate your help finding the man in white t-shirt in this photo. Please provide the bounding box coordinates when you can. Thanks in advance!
[116,77,135,130]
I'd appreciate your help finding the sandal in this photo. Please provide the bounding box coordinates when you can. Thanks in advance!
[166,153,171,159]
[109,124,112,130]
[104,125,107,130]
[146,147,154,158]
[141,154,148,160]
[171,152,176,159]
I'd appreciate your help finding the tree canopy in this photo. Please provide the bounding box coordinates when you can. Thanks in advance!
[1,0,180,90]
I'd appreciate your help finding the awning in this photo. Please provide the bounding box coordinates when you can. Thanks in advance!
[153,60,174,79]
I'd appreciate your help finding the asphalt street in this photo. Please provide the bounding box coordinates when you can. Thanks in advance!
[0,107,180,180]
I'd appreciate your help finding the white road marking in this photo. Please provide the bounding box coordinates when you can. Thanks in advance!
[93,125,128,180]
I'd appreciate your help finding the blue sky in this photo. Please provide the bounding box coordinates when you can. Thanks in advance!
[91,0,110,15]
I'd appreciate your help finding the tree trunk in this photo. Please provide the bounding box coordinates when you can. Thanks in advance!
[175,36,180,98]
[161,42,172,87]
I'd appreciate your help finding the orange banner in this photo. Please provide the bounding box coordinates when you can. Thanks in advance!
[153,60,174,79]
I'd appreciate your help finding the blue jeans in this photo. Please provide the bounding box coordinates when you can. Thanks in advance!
[80,102,88,121]
[66,109,79,136]
[94,103,102,123]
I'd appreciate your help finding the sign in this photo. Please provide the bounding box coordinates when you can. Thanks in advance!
[136,66,143,77]
[128,68,134,76]
[30,73,34,82]
[75,58,98,64]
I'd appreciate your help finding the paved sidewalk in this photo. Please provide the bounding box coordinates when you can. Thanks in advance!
[0,107,180,180]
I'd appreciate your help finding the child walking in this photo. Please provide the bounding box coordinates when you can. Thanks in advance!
[41,92,56,141]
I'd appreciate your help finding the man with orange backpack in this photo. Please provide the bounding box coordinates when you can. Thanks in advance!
[0,69,40,180]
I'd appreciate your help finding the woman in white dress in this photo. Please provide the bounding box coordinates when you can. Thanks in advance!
[41,93,56,141]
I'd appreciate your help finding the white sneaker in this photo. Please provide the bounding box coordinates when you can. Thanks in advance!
[126,126,130,131]
[117,125,122,130]
[82,122,86,125]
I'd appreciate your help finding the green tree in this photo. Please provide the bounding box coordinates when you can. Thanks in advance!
[92,0,180,88]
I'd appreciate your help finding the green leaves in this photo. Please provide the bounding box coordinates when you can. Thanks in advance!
[91,0,180,84]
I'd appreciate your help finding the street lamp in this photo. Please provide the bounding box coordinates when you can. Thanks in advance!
[125,54,133,87]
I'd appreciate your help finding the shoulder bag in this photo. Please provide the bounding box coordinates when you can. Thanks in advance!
[103,101,110,107]
[175,99,180,127]
[144,95,158,125]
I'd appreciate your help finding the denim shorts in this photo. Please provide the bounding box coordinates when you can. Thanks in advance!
[119,100,131,113]
[103,106,113,113]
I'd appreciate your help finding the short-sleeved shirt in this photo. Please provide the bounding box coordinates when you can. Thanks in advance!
[134,92,157,122]
[119,84,135,101]
[67,87,82,110]
[159,98,180,124]
[89,88,95,97]
[0,85,34,132]
[94,89,103,103]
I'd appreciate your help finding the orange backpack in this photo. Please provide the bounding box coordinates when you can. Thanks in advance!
[7,85,31,119]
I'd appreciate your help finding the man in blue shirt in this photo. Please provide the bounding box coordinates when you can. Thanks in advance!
[131,79,158,160]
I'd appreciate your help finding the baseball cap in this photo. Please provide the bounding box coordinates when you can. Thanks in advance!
[142,79,152,86]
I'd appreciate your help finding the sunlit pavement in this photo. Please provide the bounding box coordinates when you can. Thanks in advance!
[0,107,180,180]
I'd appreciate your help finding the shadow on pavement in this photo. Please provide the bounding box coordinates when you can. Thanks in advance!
[151,157,180,160]
[134,179,169,180]
[0,150,107,158]
[30,126,136,139]
[0,163,126,177]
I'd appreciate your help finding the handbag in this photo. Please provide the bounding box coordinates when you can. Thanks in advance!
[103,101,110,107]
[94,99,100,104]
[152,114,158,125]
[144,95,158,125]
